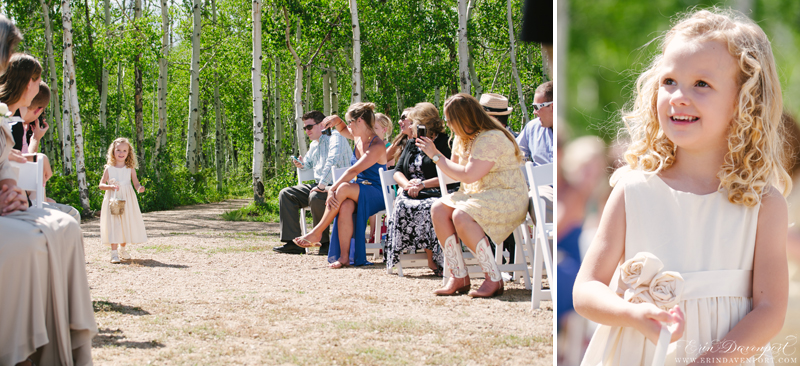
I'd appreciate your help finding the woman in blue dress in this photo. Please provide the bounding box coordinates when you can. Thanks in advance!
[293,102,388,268]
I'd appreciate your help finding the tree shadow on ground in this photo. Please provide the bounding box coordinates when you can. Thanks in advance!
[92,328,165,349]
[93,300,150,315]
[125,258,189,268]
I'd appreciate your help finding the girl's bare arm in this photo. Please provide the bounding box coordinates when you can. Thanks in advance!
[98,168,116,191]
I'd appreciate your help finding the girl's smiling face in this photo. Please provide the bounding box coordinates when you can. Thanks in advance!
[114,143,130,164]
[656,37,739,153]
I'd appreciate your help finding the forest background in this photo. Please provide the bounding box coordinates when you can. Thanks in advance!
[563,0,800,140]
[3,0,547,217]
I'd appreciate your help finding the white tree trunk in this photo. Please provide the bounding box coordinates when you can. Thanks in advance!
[61,62,73,175]
[61,0,90,215]
[213,0,223,191]
[468,46,482,100]
[40,0,63,162]
[251,0,265,203]
[99,0,110,127]
[185,0,201,173]
[330,60,339,115]
[133,0,144,165]
[304,67,312,112]
[349,0,362,103]
[506,0,529,123]
[322,62,331,115]
[153,0,169,167]
[292,65,307,156]
[457,0,470,94]
[274,57,283,172]
[115,62,123,135]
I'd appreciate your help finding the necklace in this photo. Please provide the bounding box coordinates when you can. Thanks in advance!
[464,132,479,155]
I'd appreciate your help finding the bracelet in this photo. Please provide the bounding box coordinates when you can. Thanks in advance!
[422,181,426,188]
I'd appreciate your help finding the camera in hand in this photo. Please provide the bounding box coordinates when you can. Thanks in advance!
[417,125,426,139]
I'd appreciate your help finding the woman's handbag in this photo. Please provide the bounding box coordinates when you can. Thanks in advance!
[108,179,126,216]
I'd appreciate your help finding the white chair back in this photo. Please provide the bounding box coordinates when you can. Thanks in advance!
[378,168,397,220]
[10,154,44,209]
[525,162,555,309]
[296,167,316,237]
[331,166,349,183]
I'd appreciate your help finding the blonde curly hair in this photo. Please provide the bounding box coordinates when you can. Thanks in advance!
[616,8,790,207]
[106,137,138,169]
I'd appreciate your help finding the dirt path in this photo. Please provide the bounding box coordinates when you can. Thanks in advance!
[83,199,553,365]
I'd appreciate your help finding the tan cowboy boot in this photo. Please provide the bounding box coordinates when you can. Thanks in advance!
[467,237,504,298]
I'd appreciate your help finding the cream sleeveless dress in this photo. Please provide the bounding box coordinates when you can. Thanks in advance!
[100,165,147,245]
[581,170,774,366]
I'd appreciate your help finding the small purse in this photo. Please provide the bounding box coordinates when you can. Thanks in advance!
[108,179,126,216]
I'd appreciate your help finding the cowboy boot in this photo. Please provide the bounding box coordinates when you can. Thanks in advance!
[434,234,471,296]
[467,237,504,298]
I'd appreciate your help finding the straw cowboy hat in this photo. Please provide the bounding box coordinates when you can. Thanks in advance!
[479,93,513,115]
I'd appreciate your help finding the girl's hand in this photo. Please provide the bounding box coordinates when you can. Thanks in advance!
[326,189,340,210]
[0,184,29,215]
[137,185,145,193]
[631,303,685,345]
[8,149,26,163]
[415,137,439,159]
[31,119,49,139]
[321,115,344,130]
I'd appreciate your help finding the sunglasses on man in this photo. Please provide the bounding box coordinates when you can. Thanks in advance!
[532,101,553,111]
[303,122,320,131]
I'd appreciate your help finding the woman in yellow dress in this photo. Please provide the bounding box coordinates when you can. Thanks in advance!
[417,93,528,298]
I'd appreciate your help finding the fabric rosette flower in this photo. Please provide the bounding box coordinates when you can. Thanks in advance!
[618,252,664,290]
[649,271,684,310]
[0,103,9,117]
[623,285,654,305]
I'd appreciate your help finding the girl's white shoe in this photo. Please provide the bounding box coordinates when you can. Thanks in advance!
[110,250,121,264]
[119,246,132,260]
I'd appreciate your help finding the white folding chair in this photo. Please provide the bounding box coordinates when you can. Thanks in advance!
[10,153,45,209]
[381,168,431,276]
[296,167,316,237]
[436,164,534,289]
[526,162,555,309]
[332,166,384,259]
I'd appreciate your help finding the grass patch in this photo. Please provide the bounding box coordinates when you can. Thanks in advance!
[138,243,176,253]
[205,244,271,255]
[489,333,554,348]
[332,318,434,336]
[221,200,280,222]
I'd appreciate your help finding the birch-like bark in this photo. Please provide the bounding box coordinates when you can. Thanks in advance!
[322,62,331,115]
[468,46,482,100]
[506,0,529,123]
[274,57,283,172]
[153,0,169,168]
[304,67,312,112]
[213,0,223,191]
[115,62,123,135]
[457,0,470,94]
[252,0,265,203]
[134,0,145,165]
[330,62,338,115]
[61,0,90,215]
[99,0,110,127]
[40,0,63,160]
[185,0,201,173]
[61,61,73,174]
[349,0,361,103]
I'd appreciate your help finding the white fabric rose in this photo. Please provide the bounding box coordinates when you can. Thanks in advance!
[623,285,655,305]
[649,271,684,311]
[619,252,664,289]
[0,103,9,117]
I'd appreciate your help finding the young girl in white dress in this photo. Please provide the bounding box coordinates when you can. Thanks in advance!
[99,137,147,263]
[574,9,789,366]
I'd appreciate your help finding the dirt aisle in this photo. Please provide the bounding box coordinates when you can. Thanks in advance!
[83,199,553,365]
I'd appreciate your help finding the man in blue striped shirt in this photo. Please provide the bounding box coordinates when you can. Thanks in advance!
[275,111,354,255]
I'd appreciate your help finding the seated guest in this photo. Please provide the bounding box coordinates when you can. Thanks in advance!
[0,26,96,366]
[515,81,554,222]
[275,110,353,255]
[516,81,553,165]
[294,103,388,268]
[386,108,414,169]
[422,93,528,298]
[385,102,455,276]
[479,93,518,137]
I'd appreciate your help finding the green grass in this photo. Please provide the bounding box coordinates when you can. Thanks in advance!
[205,244,271,255]
[138,243,177,253]
[221,200,281,222]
